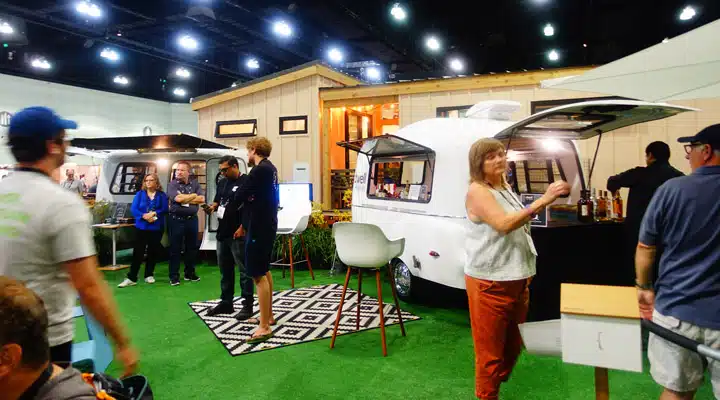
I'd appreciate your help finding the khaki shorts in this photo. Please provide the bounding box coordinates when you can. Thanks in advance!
[649,309,720,396]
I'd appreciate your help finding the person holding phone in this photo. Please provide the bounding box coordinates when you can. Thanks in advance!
[464,138,570,400]
[118,173,168,288]
[204,156,254,320]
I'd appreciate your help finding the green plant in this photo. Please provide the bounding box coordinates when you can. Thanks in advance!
[273,227,336,268]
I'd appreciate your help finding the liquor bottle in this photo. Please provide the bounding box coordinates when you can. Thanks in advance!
[597,190,607,221]
[613,191,624,221]
[606,191,615,220]
[590,189,598,221]
[576,190,593,223]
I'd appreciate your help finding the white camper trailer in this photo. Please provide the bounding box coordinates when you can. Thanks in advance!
[69,134,247,252]
[340,100,695,300]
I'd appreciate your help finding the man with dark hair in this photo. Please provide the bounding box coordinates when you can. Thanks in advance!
[636,124,720,400]
[167,160,205,286]
[607,141,684,284]
[231,137,279,343]
[0,276,97,399]
[0,106,137,375]
[204,155,254,319]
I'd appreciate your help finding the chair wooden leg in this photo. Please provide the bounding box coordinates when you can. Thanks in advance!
[281,236,287,278]
[288,236,295,288]
[375,269,388,357]
[330,267,353,349]
[386,265,406,337]
[356,269,363,331]
[300,233,315,280]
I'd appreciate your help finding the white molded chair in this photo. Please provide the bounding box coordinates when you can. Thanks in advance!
[330,222,407,357]
[270,201,315,288]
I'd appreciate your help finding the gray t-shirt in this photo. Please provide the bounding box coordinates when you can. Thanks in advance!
[0,170,96,346]
[37,367,97,400]
[167,178,204,216]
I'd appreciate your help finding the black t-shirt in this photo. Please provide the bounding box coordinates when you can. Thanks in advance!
[214,174,249,240]
[231,158,279,236]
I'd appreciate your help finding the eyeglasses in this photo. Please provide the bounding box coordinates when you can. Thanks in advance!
[219,167,230,174]
[684,143,706,154]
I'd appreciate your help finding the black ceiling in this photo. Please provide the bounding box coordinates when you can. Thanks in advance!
[0,0,717,103]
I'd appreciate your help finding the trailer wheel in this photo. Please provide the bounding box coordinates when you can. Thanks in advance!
[391,259,416,301]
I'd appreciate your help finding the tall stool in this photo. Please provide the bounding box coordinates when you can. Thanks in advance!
[270,202,315,288]
[330,222,406,356]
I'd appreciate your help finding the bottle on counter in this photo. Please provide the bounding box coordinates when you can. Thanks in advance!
[612,191,624,221]
[576,190,594,223]
[606,190,615,220]
[597,190,608,221]
[590,189,598,221]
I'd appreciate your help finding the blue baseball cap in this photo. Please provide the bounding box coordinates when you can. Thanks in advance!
[8,106,78,140]
[678,123,720,148]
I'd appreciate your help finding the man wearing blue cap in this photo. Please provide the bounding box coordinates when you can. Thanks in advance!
[0,107,138,377]
[635,123,720,400]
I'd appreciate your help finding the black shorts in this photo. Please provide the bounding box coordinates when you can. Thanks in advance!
[244,229,276,278]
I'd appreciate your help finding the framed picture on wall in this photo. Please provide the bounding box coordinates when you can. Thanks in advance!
[215,119,257,138]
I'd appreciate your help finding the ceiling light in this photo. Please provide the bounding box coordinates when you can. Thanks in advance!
[583,43,588,48]
[173,88,187,97]
[366,67,381,81]
[178,35,198,50]
[246,58,259,70]
[679,6,697,21]
[273,21,292,38]
[662,37,670,43]
[0,22,13,35]
[75,1,102,18]
[31,58,51,70]
[100,48,119,61]
[175,67,191,78]
[449,58,464,72]
[548,49,560,61]
[231,82,238,87]
[425,36,441,52]
[544,23,555,37]
[113,75,129,85]
[390,3,407,21]
[327,48,343,64]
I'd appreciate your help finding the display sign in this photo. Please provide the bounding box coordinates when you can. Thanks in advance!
[521,194,548,227]
[279,183,312,209]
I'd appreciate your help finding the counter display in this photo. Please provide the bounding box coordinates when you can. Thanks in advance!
[526,221,634,322]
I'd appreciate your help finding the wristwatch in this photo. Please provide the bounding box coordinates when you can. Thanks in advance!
[635,280,653,290]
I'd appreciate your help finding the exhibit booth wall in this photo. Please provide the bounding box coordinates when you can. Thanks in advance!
[0,73,198,165]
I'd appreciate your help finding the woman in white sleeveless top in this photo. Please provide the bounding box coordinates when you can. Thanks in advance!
[464,138,569,400]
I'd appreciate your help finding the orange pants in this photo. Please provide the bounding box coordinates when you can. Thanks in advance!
[466,275,531,400]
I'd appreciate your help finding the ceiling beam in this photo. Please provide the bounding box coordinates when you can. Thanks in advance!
[0,1,253,80]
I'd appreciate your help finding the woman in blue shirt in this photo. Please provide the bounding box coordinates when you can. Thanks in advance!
[119,173,169,288]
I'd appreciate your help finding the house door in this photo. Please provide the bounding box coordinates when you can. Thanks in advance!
[345,109,373,169]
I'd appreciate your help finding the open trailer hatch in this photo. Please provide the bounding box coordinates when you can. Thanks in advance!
[70,134,235,152]
[336,134,434,158]
[495,100,696,141]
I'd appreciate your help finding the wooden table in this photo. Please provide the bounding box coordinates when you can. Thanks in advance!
[92,223,135,271]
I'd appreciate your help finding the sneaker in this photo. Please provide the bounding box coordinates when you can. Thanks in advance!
[184,274,201,282]
[170,280,180,286]
[235,304,253,321]
[207,303,234,317]
[117,279,136,288]
[145,276,155,284]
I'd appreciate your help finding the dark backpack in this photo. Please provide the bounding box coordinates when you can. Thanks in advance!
[82,373,153,400]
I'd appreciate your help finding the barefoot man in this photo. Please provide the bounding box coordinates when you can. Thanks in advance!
[231,137,279,343]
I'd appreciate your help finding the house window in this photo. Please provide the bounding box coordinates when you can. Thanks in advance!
[437,105,472,118]
[171,160,208,192]
[508,159,566,194]
[280,115,308,135]
[110,163,157,194]
[367,155,435,203]
[215,119,257,138]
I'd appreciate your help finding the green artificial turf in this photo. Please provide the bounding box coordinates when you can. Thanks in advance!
[78,255,715,399]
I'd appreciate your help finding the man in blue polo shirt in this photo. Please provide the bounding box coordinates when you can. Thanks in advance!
[636,123,720,400]
[167,161,205,286]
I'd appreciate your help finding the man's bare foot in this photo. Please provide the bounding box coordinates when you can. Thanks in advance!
[246,317,276,326]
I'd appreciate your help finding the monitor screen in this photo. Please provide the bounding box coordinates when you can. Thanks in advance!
[279,183,312,208]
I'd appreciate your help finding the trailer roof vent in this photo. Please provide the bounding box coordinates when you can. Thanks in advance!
[465,100,521,121]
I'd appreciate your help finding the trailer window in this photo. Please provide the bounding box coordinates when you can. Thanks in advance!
[508,159,566,194]
[367,155,435,203]
[110,163,157,194]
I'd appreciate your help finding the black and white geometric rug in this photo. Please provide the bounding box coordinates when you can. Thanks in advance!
[188,283,421,356]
